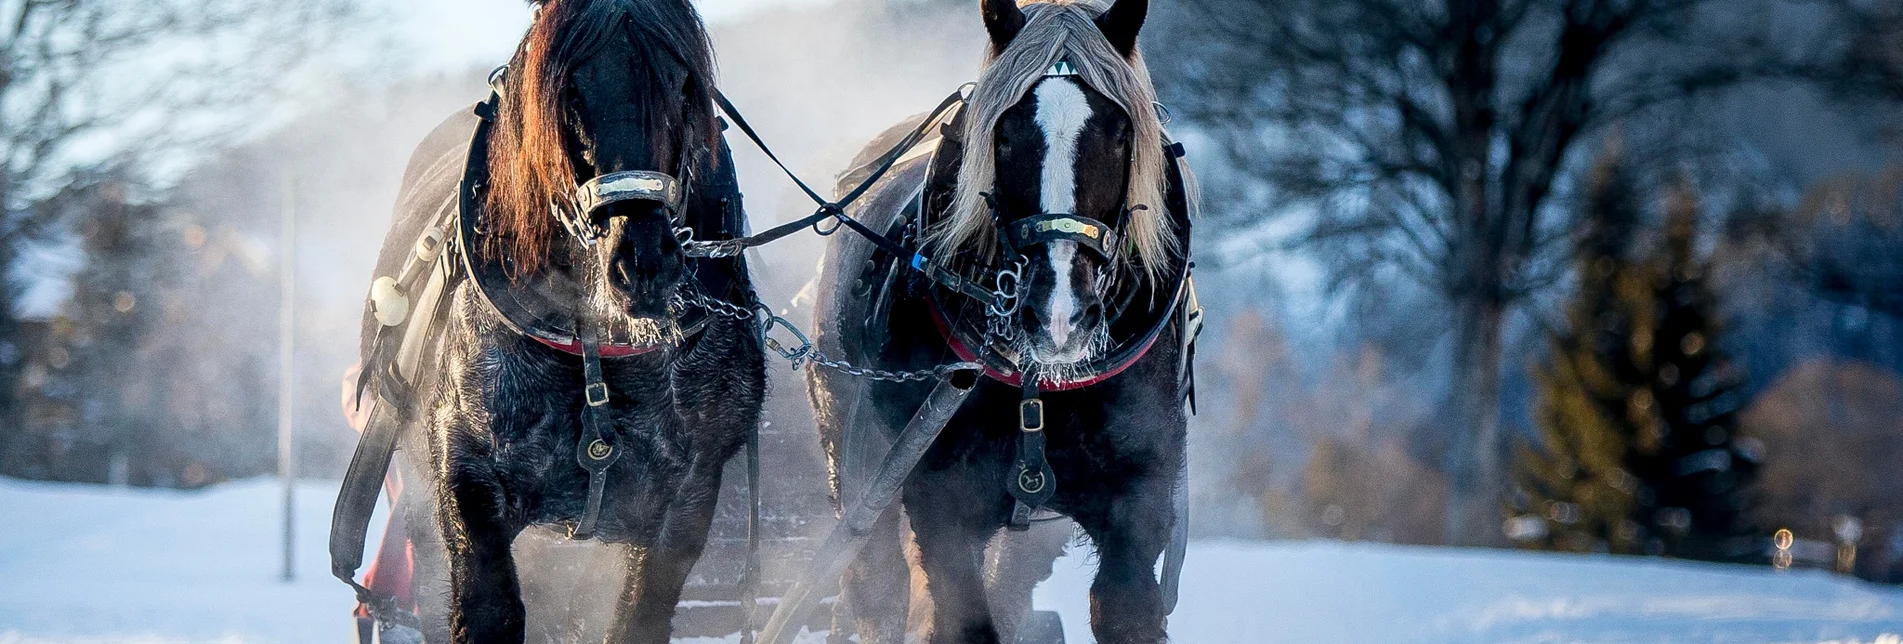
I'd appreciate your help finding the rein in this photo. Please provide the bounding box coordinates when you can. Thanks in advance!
[707,88,1005,311]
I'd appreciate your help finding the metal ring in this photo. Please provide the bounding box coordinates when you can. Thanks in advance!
[812,209,845,236]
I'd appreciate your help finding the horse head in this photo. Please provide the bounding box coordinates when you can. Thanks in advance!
[975,0,1159,372]
[485,0,719,323]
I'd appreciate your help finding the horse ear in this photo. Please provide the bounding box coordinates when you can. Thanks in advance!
[983,0,1026,54]
[1094,0,1147,58]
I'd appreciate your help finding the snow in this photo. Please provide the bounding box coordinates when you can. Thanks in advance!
[4,478,1902,644]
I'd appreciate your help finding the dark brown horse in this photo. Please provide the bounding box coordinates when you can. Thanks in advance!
[809,0,1194,642]
[351,0,763,641]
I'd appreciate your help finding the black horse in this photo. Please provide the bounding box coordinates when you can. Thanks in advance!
[808,0,1194,642]
[351,0,763,641]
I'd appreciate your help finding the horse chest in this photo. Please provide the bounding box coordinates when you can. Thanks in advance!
[444,333,692,511]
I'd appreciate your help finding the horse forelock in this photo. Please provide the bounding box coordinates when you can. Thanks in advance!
[484,0,718,277]
[931,0,1178,281]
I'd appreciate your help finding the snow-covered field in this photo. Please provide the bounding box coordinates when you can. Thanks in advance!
[2,477,1900,644]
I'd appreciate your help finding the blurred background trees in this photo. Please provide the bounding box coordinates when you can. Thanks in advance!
[1150,0,1804,543]
[1140,0,1903,579]
[0,0,361,484]
[0,0,1900,583]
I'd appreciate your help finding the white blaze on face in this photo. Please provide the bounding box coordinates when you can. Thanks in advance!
[1035,79,1089,214]
[1032,79,1090,356]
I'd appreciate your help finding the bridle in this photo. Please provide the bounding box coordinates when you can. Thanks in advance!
[504,33,709,258]
[559,168,689,248]
[972,60,1139,350]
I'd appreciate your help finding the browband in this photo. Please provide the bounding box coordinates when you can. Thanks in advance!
[574,170,684,216]
[1006,213,1118,258]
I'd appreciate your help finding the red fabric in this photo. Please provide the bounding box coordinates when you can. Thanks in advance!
[530,334,663,357]
[355,471,417,618]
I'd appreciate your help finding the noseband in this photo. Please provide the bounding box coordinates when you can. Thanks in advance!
[1005,212,1120,258]
[559,169,688,246]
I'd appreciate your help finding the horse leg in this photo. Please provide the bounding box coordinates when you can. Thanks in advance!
[436,448,526,643]
[837,504,910,644]
[985,517,1072,643]
[398,475,453,642]
[604,463,723,644]
[1074,481,1173,644]
[905,473,1003,644]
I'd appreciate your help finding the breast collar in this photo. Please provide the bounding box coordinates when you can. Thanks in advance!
[927,266,1189,390]
[454,95,733,358]
[916,122,1195,391]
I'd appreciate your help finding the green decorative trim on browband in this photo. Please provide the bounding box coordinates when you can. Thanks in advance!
[1045,59,1078,77]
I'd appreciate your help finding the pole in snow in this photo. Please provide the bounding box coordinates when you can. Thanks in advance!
[278,172,298,583]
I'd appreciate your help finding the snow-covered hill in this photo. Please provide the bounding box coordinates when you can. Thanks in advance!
[2,477,1899,643]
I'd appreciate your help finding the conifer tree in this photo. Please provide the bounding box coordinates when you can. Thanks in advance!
[61,180,167,484]
[1638,189,1758,562]
[1516,165,1759,559]
[1515,151,1654,554]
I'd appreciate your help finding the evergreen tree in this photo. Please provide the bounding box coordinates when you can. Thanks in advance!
[1639,188,1759,562]
[1515,163,1760,560]
[1515,151,1654,554]
[65,180,166,485]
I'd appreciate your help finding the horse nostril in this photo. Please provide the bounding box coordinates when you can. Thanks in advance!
[1076,303,1104,329]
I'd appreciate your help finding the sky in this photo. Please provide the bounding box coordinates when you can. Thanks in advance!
[393,0,828,72]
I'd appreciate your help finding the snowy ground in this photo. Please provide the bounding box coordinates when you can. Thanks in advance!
[3,478,1901,644]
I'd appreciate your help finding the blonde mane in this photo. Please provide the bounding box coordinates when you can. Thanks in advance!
[931,0,1176,279]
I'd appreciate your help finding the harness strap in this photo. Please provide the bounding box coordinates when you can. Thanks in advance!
[1007,372,1055,531]
[332,98,488,627]
[570,300,620,540]
[330,394,410,620]
[738,417,763,644]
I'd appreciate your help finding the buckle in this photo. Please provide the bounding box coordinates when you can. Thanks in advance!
[586,382,610,407]
[1020,398,1044,432]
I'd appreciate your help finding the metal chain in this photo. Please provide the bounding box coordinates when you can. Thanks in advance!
[672,289,981,383]
[986,256,1027,344]
[675,226,749,258]
[803,350,982,383]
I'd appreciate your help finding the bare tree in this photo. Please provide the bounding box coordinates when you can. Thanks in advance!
[0,0,358,424]
[1154,0,1796,543]
[1757,167,1903,320]
[1818,0,1903,103]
